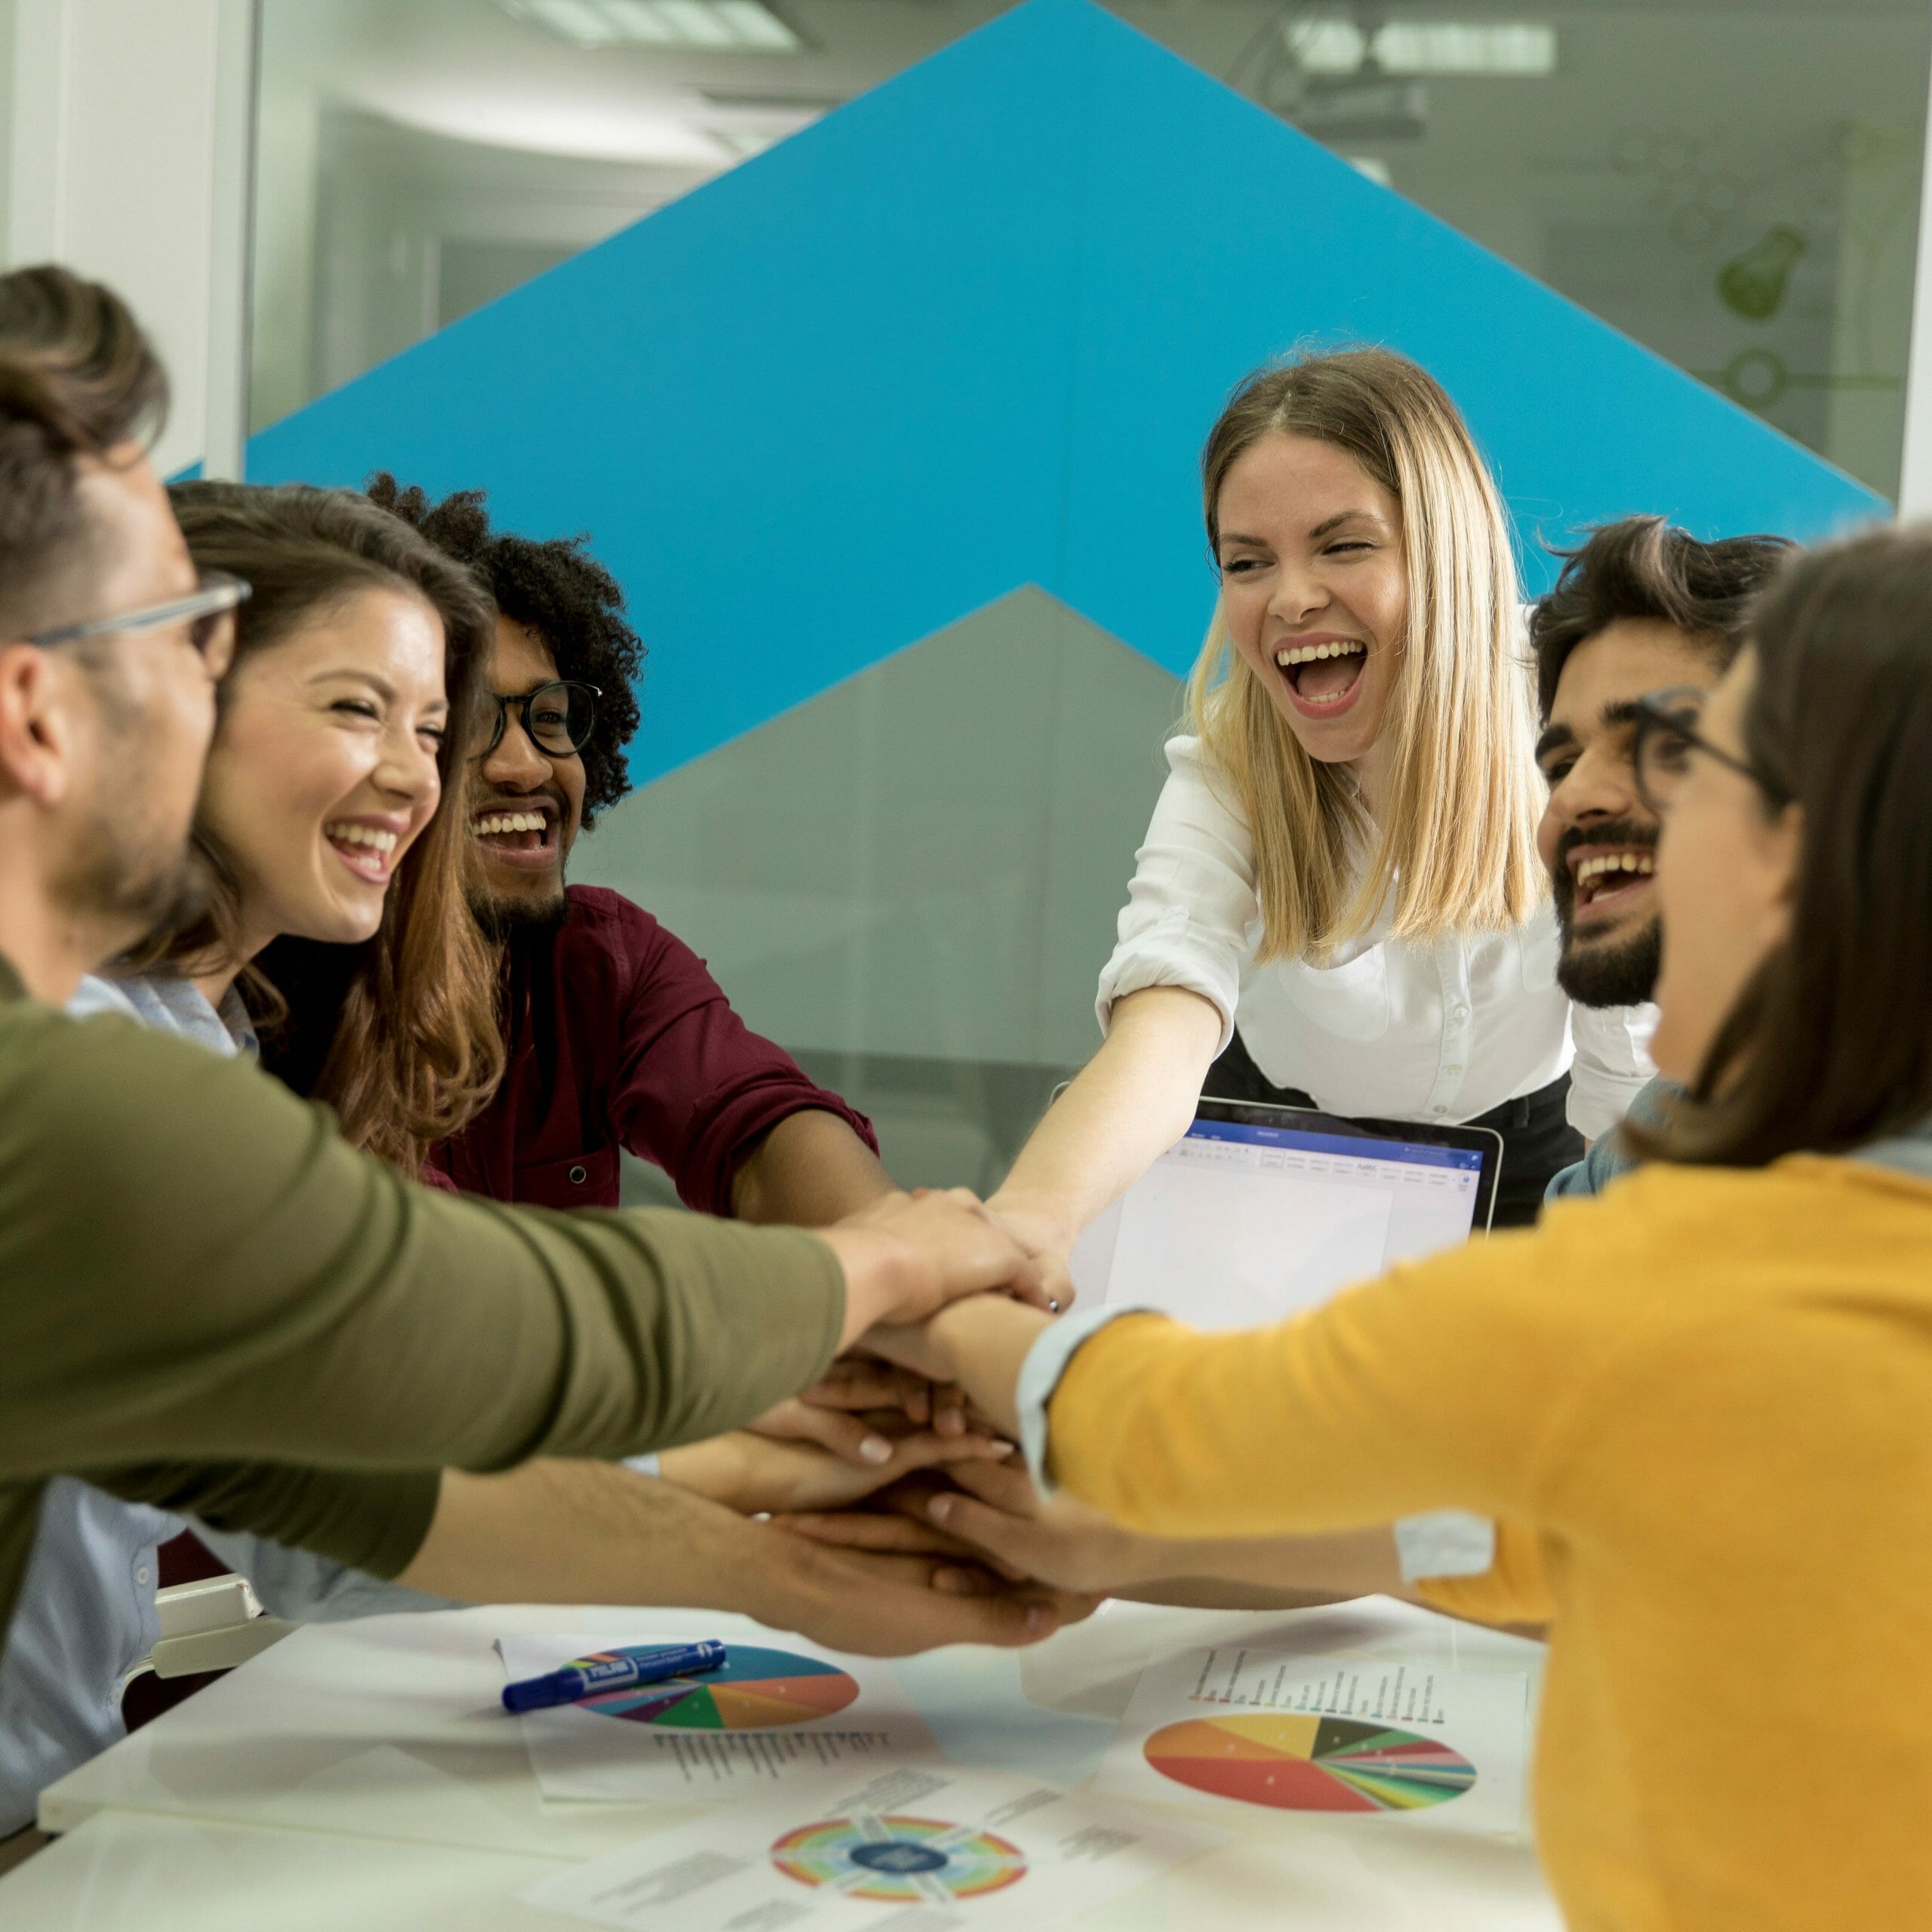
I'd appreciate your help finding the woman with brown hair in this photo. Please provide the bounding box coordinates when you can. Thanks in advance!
[82,479,504,1170]
[888,520,1932,1930]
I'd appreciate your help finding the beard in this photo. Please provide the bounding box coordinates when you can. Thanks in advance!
[53,791,211,961]
[1552,818,1663,1009]
[1558,914,1663,1008]
[467,884,569,946]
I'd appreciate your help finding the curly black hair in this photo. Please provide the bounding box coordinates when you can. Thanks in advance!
[366,472,645,827]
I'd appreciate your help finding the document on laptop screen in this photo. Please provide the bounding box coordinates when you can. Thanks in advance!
[1069,1115,1485,1331]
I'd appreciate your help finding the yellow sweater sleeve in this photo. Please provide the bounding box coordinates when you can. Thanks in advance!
[1044,1203,1642,1540]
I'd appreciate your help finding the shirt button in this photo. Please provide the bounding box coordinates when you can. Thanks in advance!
[1444,1065,1463,1078]
[1432,1106,1449,1116]
[1452,1004,1469,1023]
[568,1164,589,1186]
[134,1565,152,1587]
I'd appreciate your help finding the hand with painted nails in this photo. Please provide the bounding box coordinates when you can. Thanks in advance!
[749,1358,984,1467]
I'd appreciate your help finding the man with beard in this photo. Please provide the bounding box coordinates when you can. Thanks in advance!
[0,268,1079,1857]
[368,482,942,1461]
[367,477,892,1226]
[1531,516,1789,1198]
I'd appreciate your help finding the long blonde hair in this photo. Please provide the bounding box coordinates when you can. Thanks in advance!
[1188,346,1544,962]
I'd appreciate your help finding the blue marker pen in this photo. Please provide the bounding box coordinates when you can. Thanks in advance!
[502,1639,728,1714]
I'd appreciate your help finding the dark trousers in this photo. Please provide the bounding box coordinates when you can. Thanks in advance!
[1205,1031,1584,1229]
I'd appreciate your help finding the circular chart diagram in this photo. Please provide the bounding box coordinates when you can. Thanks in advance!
[1145,1714,1476,1814]
[574,1644,860,1730]
[771,1815,1028,1903]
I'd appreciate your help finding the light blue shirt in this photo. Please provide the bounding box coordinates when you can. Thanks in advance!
[0,972,449,1836]
[1544,1074,1676,1201]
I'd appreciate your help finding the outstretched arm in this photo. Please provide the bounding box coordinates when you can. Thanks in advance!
[987,987,1223,1267]
[397,1459,1088,1656]
[5,1012,1045,1589]
[779,1461,1406,1607]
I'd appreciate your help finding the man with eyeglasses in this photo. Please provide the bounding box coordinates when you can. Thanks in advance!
[358,482,921,1467]
[0,267,1075,1857]
[366,476,893,1230]
[1530,516,1791,1198]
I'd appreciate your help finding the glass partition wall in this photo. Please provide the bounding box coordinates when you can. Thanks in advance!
[250,0,1931,1193]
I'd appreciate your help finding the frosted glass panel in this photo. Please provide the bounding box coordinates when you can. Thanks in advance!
[578,588,1181,1190]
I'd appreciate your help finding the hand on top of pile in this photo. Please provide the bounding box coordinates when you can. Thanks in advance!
[819,1186,1072,1349]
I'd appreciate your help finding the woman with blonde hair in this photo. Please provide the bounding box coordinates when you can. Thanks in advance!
[991,346,1650,1238]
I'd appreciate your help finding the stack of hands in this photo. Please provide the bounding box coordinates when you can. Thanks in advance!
[660,1188,1183,1651]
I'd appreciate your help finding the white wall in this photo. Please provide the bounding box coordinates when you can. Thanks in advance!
[0,0,252,479]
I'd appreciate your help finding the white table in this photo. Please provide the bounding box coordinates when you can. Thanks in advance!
[0,1810,578,1930]
[17,1596,1562,1930]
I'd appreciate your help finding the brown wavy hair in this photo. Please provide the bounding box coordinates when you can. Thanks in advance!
[152,481,505,1174]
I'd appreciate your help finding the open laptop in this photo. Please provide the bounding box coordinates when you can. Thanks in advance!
[1067,1096,1504,1331]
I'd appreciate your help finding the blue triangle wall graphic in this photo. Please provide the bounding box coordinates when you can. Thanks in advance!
[248,0,1885,787]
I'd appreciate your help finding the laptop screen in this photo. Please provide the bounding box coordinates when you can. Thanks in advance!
[1068,1103,1497,1333]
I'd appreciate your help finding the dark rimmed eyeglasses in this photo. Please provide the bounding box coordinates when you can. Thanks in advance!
[1632,687,1791,817]
[485,679,601,758]
[24,570,250,674]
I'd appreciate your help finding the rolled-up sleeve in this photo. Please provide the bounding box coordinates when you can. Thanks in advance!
[607,913,877,1217]
[1094,737,1258,1053]
[1566,1001,1658,1142]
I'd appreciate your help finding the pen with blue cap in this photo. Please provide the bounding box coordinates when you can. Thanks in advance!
[502,1639,727,1714]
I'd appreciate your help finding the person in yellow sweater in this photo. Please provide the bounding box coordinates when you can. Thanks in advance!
[873,520,1932,1929]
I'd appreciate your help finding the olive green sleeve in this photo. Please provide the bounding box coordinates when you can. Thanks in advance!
[0,1001,846,1550]
[94,1463,443,1583]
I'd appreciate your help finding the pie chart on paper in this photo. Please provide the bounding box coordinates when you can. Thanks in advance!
[770,1815,1028,1902]
[1144,1713,1477,1814]
[574,1644,860,1730]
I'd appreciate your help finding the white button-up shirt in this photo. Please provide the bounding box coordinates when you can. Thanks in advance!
[1097,736,1654,1140]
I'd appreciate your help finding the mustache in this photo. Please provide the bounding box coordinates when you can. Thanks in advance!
[1555,818,1659,868]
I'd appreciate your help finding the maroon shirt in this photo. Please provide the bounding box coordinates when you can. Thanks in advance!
[431,885,875,1213]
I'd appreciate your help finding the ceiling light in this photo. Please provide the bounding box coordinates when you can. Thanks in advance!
[1291,18,1555,78]
[499,0,802,53]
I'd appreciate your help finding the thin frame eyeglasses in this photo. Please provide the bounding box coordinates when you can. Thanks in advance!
[24,570,250,678]
[1631,686,1790,818]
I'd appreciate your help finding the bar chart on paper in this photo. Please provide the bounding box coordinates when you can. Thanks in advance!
[1144,1713,1478,1814]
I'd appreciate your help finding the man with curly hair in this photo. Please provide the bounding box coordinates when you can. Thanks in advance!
[368,476,895,1226]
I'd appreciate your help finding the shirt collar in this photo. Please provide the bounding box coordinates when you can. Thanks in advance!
[0,952,25,1004]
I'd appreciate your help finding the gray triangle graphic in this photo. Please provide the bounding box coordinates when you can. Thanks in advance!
[573,586,1183,1190]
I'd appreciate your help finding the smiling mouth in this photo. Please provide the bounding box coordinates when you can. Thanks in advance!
[324,820,399,884]
[1571,847,1656,918]
[1274,638,1367,714]
[472,806,558,866]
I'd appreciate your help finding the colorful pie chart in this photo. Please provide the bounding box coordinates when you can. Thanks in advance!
[573,1644,860,1730]
[771,1815,1028,1902]
[1145,1713,1477,1814]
